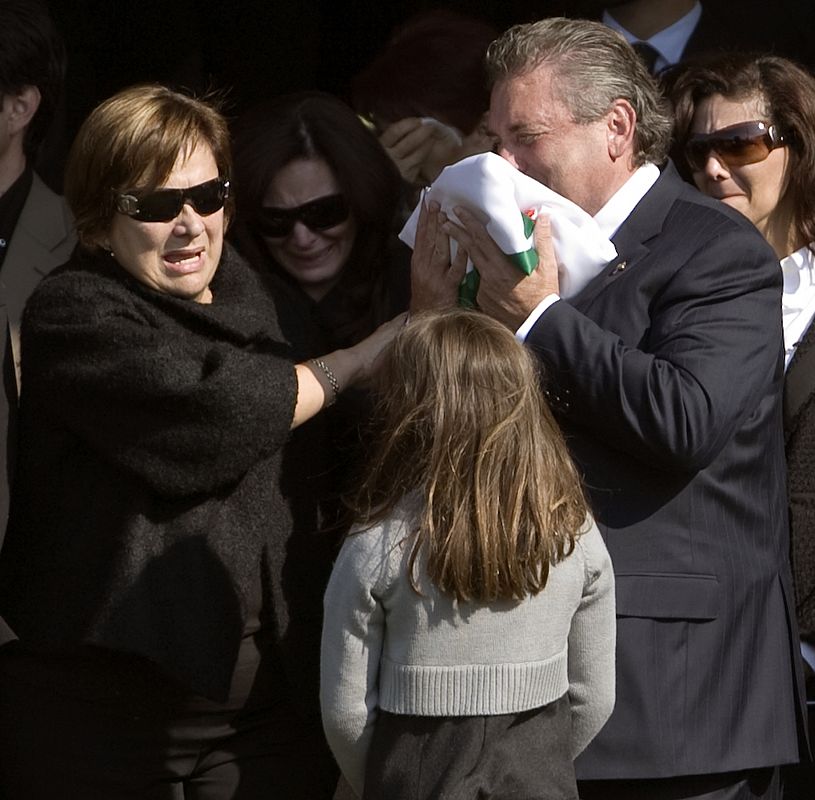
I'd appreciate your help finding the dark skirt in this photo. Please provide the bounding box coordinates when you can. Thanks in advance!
[363,693,578,800]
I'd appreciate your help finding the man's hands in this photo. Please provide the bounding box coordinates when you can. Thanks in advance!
[410,201,468,313]
[409,198,561,327]
[443,208,560,329]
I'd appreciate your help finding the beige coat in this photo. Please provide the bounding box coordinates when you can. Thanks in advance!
[3,173,75,392]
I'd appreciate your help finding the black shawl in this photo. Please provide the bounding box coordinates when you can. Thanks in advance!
[0,243,330,702]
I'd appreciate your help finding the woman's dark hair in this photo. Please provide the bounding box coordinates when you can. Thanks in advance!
[230,91,403,345]
[0,0,66,157]
[668,52,815,251]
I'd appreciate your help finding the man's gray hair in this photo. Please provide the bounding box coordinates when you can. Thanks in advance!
[486,17,672,166]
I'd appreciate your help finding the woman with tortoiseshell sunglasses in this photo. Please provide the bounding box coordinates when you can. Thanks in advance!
[669,53,815,794]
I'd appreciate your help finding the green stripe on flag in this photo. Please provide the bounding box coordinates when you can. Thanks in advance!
[522,213,536,238]
[507,248,538,275]
[458,270,480,308]
[456,212,539,307]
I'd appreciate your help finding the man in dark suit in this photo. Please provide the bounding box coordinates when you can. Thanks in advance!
[587,0,815,75]
[599,0,704,74]
[412,16,805,799]
[0,0,74,558]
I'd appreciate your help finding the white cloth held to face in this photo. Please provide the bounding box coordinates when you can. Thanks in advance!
[399,152,617,300]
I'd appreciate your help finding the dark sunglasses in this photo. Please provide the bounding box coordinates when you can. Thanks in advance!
[258,194,349,238]
[685,121,786,172]
[115,177,230,222]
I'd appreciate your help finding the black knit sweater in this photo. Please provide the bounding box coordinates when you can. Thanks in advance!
[785,318,815,642]
[0,243,329,702]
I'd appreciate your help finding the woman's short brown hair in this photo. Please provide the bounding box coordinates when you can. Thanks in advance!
[64,84,233,250]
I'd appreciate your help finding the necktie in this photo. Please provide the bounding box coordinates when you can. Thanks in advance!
[632,41,660,74]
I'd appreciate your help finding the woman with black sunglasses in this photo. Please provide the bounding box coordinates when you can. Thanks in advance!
[0,84,404,799]
[669,53,815,795]
[230,92,409,348]
[230,93,411,540]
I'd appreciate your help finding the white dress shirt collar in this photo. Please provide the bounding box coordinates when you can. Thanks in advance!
[593,163,661,240]
[603,2,702,72]
[781,243,815,370]
[515,163,661,342]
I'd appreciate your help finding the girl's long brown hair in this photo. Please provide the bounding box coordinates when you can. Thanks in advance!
[351,309,589,603]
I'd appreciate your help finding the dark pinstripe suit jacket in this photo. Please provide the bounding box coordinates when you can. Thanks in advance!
[525,162,805,779]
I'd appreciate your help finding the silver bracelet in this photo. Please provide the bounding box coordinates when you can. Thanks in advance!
[310,358,340,407]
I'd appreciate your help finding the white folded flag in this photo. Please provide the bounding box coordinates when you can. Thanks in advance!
[399,152,617,304]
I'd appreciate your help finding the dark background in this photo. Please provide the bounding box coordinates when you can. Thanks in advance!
[38,0,815,190]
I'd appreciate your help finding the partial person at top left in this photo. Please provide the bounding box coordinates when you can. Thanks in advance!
[0,0,75,552]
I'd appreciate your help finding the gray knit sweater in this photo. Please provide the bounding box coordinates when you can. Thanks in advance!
[320,497,616,795]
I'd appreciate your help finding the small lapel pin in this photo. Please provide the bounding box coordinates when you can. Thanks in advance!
[610,260,627,276]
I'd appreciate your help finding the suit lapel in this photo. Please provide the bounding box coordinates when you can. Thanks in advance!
[4,175,72,295]
[570,162,681,310]
[3,175,75,392]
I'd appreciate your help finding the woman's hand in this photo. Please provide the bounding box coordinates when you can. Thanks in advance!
[379,117,463,186]
[380,118,437,185]
[291,313,408,428]
[345,311,409,382]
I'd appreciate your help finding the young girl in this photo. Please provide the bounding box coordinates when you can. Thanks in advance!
[320,309,615,800]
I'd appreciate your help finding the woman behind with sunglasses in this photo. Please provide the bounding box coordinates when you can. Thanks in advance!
[230,92,410,537]
[669,53,815,792]
[230,91,408,351]
[0,84,404,799]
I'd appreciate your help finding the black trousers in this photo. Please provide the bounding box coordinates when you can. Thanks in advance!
[0,643,338,800]
[577,767,782,800]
